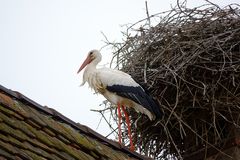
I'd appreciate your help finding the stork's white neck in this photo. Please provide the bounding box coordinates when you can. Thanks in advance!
[86,56,101,71]
[85,62,97,74]
[80,57,100,86]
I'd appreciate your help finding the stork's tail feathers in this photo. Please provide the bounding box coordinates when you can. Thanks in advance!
[106,85,162,120]
[145,95,162,120]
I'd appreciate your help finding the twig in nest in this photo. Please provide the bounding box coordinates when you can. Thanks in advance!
[91,108,118,136]
[145,1,151,27]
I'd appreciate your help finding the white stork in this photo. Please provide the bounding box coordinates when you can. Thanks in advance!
[77,49,161,151]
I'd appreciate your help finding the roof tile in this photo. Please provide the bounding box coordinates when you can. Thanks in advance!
[0,140,20,156]
[0,152,12,160]
[0,103,24,121]
[0,111,36,138]
[15,101,47,127]
[0,92,14,108]
[0,122,29,142]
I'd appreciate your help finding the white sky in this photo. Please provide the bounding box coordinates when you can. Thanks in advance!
[0,0,238,140]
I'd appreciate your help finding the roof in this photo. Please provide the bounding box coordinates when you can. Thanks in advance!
[0,84,150,160]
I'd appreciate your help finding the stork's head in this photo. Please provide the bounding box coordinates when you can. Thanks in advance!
[77,49,102,73]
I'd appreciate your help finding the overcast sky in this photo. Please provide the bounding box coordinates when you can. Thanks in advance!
[0,0,238,139]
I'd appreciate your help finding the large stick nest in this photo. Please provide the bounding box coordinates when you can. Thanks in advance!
[102,1,240,159]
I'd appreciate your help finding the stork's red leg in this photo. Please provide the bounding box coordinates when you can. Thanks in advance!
[121,105,135,151]
[117,102,122,144]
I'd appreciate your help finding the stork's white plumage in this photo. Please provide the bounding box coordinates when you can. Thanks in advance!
[77,49,161,151]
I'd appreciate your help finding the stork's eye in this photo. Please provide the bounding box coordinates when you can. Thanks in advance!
[89,51,93,55]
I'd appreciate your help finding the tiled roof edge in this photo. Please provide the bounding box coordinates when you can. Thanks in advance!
[0,84,151,160]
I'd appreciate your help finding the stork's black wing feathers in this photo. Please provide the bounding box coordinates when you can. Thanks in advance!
[106,85,162,119]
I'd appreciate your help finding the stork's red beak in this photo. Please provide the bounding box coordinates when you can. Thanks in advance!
[77,55,91,74]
